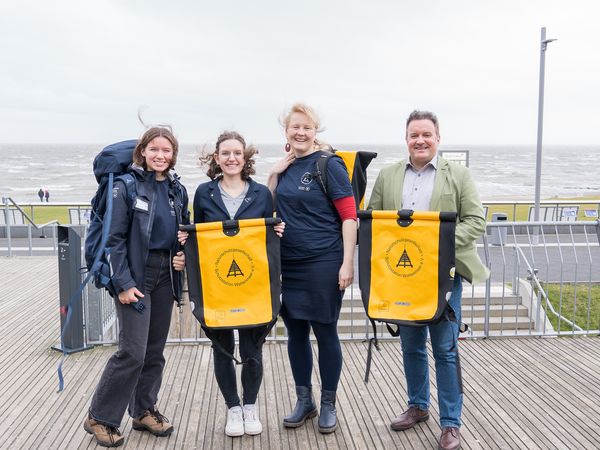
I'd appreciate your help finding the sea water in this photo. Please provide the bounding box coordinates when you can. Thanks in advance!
[0,143,598,203]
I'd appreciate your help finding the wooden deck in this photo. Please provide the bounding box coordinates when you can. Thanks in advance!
[1,256,599,449]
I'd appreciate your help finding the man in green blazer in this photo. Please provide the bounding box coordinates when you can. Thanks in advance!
[368,110,489,450]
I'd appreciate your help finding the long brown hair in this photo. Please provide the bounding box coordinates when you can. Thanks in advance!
[132,127,179,171]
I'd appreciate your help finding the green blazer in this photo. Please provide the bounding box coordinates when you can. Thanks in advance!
[368,157,490,284]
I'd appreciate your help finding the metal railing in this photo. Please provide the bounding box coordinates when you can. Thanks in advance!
[81,219,599,345]
[3,202,596,343]
[1,196,59,256]
[473,220,600,337]
[482,199,600,222]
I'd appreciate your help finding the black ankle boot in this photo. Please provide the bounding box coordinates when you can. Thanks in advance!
[318,389,337,433]
[283,386,318,428]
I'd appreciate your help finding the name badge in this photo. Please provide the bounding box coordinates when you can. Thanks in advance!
[134,198,149,212]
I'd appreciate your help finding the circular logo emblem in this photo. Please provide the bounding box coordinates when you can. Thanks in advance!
[214,248,255,286]
[301,172,313,185]
[384,239,424,277]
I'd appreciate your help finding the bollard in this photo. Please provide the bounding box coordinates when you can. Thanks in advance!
[51,225,91,353]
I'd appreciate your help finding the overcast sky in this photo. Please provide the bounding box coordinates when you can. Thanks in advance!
[1,0,599,145]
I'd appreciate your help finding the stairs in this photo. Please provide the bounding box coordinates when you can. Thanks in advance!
[333,283,535,338]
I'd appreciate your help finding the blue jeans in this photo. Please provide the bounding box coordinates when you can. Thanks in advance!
[399,276,463,428]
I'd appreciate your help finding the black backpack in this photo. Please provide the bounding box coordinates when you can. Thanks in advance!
[58,139,138,391]
[84,140,138,298]
[313,149,377,209]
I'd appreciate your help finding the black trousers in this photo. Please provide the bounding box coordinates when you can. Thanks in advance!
[208,327,266,408]
[89,251,174,427]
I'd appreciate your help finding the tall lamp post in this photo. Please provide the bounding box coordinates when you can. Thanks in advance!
[533,27,557,231]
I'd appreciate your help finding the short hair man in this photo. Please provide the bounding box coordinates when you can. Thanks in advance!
[368,110,489,450]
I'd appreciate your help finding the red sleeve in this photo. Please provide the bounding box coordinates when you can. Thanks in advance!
[333,196,357,221]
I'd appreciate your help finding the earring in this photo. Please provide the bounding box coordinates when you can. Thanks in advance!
[285,143,291,152]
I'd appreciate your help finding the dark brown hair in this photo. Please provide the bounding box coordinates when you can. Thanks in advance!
[200,131,257,181]
[406,110,440,136]
[132,126,179,172]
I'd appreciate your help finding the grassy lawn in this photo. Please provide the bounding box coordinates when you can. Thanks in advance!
[10,205,72,224]
[541,282,600,332]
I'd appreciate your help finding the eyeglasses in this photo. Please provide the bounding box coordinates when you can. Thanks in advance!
[218,151,244,159]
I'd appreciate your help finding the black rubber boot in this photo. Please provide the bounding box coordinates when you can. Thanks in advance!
[283,386,318,428]
[318,389,337,433]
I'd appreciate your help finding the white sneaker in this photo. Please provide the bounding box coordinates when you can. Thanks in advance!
[243,404,263,435]
[225,406,244,437]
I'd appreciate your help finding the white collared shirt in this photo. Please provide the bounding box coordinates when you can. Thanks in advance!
[402,156,438,211]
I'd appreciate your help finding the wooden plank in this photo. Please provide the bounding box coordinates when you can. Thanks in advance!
[2,257,600,450]
[459,340,543,449]
[489,338,599,448]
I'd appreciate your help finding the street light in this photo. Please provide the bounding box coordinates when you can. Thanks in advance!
[533,27,557,230]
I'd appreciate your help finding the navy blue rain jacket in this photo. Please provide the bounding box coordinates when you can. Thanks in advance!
[193,178,273,223]
[106,165,190,302]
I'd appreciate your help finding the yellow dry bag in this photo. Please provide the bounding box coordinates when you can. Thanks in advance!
[182,218,281,331]
[358,209,456,381]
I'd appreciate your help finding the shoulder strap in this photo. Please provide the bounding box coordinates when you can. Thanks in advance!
[314,150,338,199]
[115,173,137,204]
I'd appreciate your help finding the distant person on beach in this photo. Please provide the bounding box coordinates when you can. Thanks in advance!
[37,188,44,202]
[44,189,49,202]
[83,127,189,447]
[267,103,357,434]
[368,110,489,450]
[179,130,284,437]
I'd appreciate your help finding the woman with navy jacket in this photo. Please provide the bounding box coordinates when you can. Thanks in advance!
[84,127,189,447]
[189,131,283,437]
[267,103,357,434]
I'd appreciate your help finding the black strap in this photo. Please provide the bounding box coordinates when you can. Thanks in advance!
[386,323,400,337]
[364,318,380,383]
[203,319,277,366]
[203,327,242,365]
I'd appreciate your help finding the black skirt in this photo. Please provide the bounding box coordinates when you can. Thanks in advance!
[280,257,344,324]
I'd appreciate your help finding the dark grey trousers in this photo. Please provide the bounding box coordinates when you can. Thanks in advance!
[89,251,174,427]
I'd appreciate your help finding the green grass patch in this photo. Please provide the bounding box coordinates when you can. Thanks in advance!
[28,205,70,224]
[541,282,600,332]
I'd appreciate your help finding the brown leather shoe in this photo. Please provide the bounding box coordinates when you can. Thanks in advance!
[132,407,174,437]
[438,427,461,450]
[390,406,430,431]
[83,416,124,447]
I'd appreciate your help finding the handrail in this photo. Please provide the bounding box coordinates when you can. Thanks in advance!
[2,196,60,257]
[4,197,60,228]
[514,244,583,331]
